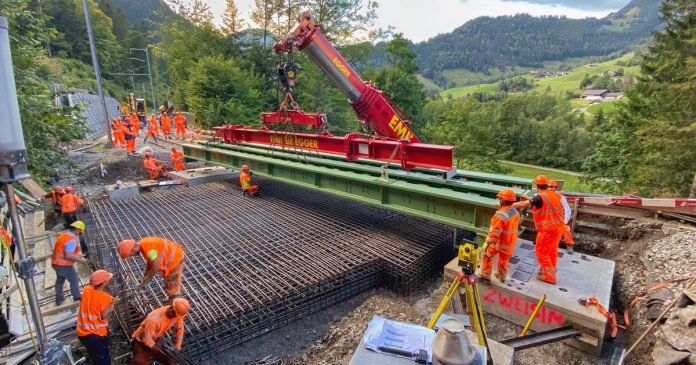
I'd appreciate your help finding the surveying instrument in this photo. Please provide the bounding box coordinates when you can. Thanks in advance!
[427,239,491,358]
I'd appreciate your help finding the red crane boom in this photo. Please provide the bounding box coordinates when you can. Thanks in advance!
[274,10,421,142]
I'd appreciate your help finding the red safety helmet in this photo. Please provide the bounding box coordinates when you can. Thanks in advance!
[496,189,517,202]
[533,175,549,186]
[241,165,250,172]
[118,239,136,259]
[90,270,113,286]
[549,180,558,188]
[172,298,190,316]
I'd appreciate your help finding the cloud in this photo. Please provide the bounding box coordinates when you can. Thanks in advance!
[498,0,630,11]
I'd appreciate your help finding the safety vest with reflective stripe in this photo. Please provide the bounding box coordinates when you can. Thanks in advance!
[51,231,79,266]
[61,193,83,213]
[240,172,251,190]
[487,206,520,252]
[131,306,184,348]
[76,286,113,337]
[139,237,184,276]
[532,190,564,231]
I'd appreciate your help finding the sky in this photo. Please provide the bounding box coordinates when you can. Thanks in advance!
[205,0,630,42]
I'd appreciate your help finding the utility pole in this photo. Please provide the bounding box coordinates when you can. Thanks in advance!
[0,14,48,356]
[130,48,157,111]
[130,75,135,93]
[82,0,113,144]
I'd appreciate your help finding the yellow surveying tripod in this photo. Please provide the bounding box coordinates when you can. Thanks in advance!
[427,240,490,352]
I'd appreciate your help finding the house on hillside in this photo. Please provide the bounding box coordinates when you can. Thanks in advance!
[581,89,609,101]
[604,92,624,100]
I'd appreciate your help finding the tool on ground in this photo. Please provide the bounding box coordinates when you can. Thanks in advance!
[427,240,490,360]
[377,345,428,364]
[520,294,546,336]
[614,274,696,365]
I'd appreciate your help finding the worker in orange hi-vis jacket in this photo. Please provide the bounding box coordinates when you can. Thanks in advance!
[128,113,140,135]
[111,118,125,148]
[117,237,185,300]
[549,180,575,254]
[514,175,564,285]
[173,112,186,140]
[170,147,186,171]
[160,111,172,140]
[130,298,190,365]
[143,114,159,144]
[77,270,117,365]
[44,186,65,215]
[239,165,259,197]
[122,117,137,157]
[142,152,168,180]
[61,186,84,228]
[480,189,520,284]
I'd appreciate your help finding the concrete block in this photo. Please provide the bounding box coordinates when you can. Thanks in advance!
[168,166,238,186]
[105,181,140,199]
[444,238,614,355]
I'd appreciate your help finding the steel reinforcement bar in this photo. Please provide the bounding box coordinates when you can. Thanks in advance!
[183,143,509,238]
[85,180,455,363]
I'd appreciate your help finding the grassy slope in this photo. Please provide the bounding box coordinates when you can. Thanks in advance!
[441,53,639,105]
[499,161,591,192]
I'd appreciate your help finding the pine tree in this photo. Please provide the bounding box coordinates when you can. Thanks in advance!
[222,0,246,40]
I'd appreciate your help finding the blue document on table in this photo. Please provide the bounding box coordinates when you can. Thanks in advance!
[363,315,435,363]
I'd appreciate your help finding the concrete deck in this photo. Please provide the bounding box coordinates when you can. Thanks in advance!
[444,238,614,354]
[168,166,238,186]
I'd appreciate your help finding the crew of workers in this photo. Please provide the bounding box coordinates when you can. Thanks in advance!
[50,220,191,363]
[110,111,187,153]
[479,175,575,286]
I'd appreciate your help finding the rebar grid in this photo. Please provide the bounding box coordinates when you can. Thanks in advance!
[85,179,455,363]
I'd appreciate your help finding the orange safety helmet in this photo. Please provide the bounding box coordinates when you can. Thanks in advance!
[496,189,517,202]
[53,186,63,193]
[65,186,75,193]
[549,180,558,188]
[144,152,152,158]
[533,175,549,186]
[241,165,250,172]
[118,239,137,259]
[172,298,190,316]
[90,270,113,286]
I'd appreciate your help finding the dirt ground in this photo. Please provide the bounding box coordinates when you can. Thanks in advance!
[44,138,695,365]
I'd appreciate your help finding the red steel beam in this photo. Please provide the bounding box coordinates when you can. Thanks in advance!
[213,125,454,171]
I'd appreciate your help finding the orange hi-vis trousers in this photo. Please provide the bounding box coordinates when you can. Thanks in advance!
[126,139,136,153]
[481,246,513,280]
[562,223,574,246]
[535,226,563,283]
[114,131,125,147]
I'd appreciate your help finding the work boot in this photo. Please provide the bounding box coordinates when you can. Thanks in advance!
[494,273,506,283]
[536,273,556,285]
[478,275,491,284]
[567,245,574,254]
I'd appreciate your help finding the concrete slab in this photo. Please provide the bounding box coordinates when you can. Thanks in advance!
[444,238,614,355]
[168,166,238,186]
[105,181,140,199]
[349,329,513,365]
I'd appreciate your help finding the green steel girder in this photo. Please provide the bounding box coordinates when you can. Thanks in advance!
[226,142,533,189]
[197,141,532,201]
[183,143,518,238]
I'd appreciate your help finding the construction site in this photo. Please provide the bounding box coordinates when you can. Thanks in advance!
[1,9,696,365]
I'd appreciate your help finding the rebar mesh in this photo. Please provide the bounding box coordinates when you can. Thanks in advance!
[85,179,455,363]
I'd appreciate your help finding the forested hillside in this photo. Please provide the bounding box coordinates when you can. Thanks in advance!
[398,0,661,87]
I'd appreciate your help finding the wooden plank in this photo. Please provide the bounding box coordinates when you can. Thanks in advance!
[19,178,47,197]
[40,301,79,316]
[0,284,18,303]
